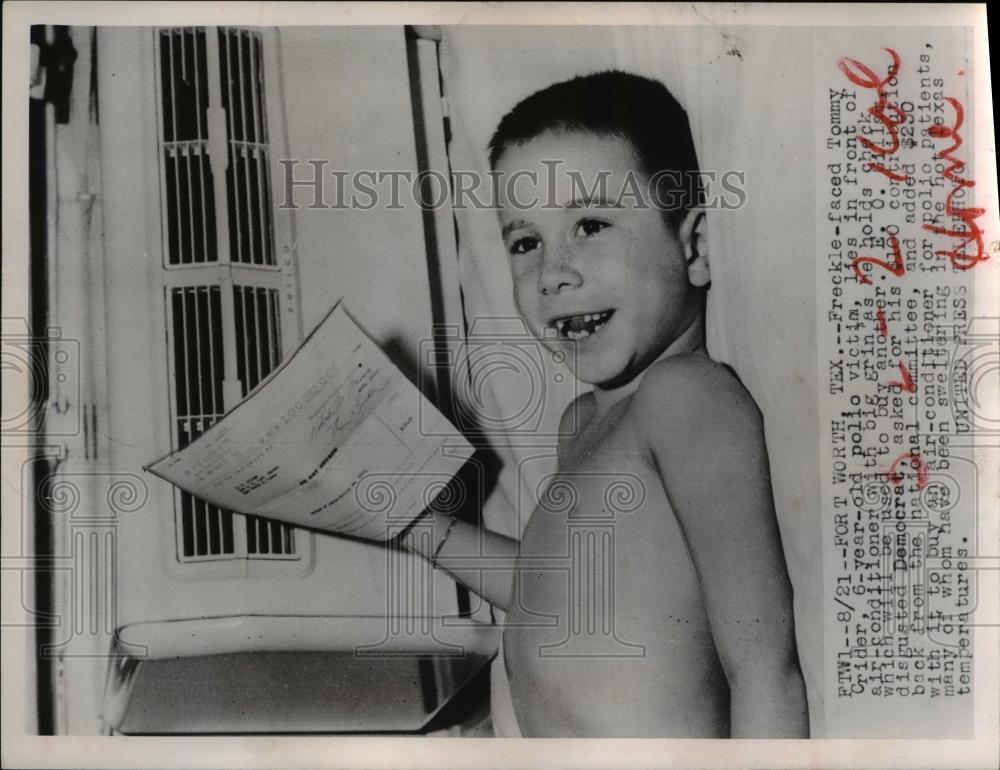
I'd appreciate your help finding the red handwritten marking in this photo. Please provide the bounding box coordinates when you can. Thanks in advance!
[887,451,928,490]
[838,48,912,182]
[922,96,988,270]
[867,163,910,182]
[875,308,890,337]
[851,235,905,284]
[887,360,916,393]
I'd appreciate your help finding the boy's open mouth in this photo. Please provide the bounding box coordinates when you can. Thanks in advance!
[550,309,615,340]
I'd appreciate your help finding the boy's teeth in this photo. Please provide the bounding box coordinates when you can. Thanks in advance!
[555,310,613,339]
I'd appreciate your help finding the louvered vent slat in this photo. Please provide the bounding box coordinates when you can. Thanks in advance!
[160,28,216,265]
[233,284,294,557]
[170,286,236,559]
[219,28,274,266]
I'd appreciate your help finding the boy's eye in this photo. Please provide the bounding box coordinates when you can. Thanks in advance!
[575,218,610,237]
[509,236,540,256]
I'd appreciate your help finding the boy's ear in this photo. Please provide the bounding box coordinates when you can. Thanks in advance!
[679,210,710,287]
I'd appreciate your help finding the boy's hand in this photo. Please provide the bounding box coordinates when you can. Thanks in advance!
[636,355,810,738]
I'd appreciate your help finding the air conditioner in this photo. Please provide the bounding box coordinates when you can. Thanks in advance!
[41,25,495,735]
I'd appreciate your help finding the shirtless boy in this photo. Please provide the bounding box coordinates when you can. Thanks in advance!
[401,71,809,738]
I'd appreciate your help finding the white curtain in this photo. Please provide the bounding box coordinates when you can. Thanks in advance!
[440,24,824,733]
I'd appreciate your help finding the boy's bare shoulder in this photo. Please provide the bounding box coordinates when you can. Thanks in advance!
[557,391,596,448]
[633,353,764,455]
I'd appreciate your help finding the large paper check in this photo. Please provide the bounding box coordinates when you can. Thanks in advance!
[146,303,474,541]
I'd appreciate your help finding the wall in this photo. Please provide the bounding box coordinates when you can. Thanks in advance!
[279,27,437,369]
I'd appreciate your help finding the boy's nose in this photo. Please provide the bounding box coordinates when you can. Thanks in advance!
[537,248,583,295]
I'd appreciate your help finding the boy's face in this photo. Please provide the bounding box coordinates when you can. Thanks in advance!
[495,130,709,389]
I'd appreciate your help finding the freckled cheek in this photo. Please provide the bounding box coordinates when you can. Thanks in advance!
[512,262,533,285]
[512,276,543,325]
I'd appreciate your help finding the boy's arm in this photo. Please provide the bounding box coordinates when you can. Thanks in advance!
[401,510,518,610]
[403,394,593,611]
[635,356,809,738]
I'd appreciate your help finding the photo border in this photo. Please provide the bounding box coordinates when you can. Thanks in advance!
[2,2,996,768]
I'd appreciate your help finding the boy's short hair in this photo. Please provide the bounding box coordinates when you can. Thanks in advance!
[488,70,704,226]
